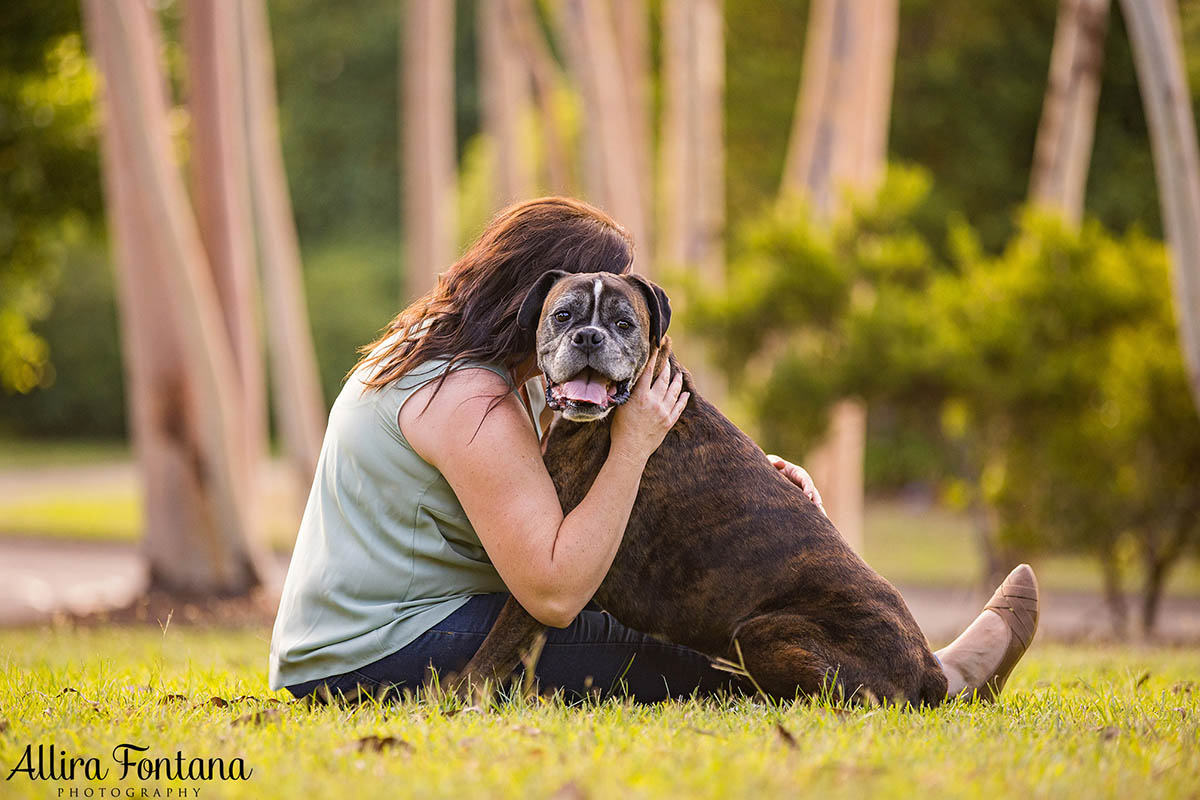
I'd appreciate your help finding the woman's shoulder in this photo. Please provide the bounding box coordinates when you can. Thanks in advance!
[399,362,530,459]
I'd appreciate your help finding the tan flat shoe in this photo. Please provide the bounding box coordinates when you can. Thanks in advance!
[972,563,1040,702]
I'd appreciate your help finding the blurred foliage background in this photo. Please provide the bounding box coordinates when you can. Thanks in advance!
[5,0,1197,435]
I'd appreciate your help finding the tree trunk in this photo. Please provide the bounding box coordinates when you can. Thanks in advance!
[659,0,726,399]
[611,0,654,257]
[1140,549,1170,639]
[781,0,897,213]
[964,494,1012,587]
[237,0,327,489]
[480,0,535,208]
[660,0,725,284]
[1120,0,1200,418]
[1029,0,1111,225]
[556,0,652,268]
[83,0,268,595]
[184,0,267,529]
[1138,516,1194,638]
[779,0,899,551]
[501,0,572,195]
[402,0,458,298]
[1099,542,1129,638]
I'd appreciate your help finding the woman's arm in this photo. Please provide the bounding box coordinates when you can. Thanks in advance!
[402,359,687,628]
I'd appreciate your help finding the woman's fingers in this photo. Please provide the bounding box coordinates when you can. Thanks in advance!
[666,365,684,400]
[670,391,691,423]
[766,454,827,516]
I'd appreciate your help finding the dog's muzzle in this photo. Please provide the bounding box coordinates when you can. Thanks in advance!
[544,367,633,414]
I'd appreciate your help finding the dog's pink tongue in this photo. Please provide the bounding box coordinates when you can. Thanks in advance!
[561,375,608,405]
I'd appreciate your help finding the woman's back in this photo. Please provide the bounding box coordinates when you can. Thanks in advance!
[268,358,516,690]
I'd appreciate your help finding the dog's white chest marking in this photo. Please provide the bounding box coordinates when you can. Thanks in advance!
[591,278,604,326]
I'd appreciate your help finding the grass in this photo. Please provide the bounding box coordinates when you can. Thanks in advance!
[0,626,1197,799]
[0,496,142,542]
[0,438,130,468]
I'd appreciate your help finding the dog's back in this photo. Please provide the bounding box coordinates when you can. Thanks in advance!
[544,354,946,704]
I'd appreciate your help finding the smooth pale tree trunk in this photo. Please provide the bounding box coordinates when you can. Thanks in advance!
[1120,0,1200,418]
[1029,0,1111,225]
[782,0,897,214]
[402,0,458,298]
[480,0,536,207]
[659,0,726,398]
[83,0,268,595]
[556,0,651,268]
[237,0,327,487]
[779,0,899,552]
[660,0,725,284]
[184,0,267,530]
[501,0,572,195]
[611,0,654,255]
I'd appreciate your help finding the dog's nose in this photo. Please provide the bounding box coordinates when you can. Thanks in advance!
[571,326,606,352]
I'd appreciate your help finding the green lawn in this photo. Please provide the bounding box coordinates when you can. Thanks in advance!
[0,626,1196,799]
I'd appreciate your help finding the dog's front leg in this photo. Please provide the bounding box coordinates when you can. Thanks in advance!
[452,596,546,702]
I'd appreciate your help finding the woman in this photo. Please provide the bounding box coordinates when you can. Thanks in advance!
[269,197,1036,703]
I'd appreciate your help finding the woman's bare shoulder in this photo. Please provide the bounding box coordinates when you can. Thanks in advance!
[399,366,529,462]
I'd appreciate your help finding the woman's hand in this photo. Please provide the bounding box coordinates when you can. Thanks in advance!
[609,350,689,465]
[766,455,826,517]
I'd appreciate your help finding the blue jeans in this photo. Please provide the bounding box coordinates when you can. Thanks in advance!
[286,593,744,703]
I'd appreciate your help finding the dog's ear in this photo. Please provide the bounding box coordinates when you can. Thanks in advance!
[518,269,570,333]
[626,274,672,349]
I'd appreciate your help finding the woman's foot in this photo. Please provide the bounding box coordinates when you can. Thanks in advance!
[935,564,1040,701]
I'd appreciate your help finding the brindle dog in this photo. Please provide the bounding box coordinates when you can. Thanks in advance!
[458,271,947,705]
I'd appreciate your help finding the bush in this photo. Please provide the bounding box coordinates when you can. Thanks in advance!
[687,168,1200,634]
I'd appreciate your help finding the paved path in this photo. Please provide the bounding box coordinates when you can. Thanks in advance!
[3,537,1199,642]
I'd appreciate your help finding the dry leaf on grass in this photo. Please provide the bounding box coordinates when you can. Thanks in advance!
[341,735,413,754]
[774,721,798,749]
[510,724,542,736]
[233,708,282,727]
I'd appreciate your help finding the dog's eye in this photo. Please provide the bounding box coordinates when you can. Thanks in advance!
[616,319,632,331]
[554,310,571,322]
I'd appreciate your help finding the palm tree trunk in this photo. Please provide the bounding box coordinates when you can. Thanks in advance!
[480,0,536,207]
[1119,0,1200,417]
[500,0,572,195]
[1029,0,1111,225]
[612,0,654,255]
[237,0,327,487]
[556,0,652,267]
[660,0,725,283]
[184,0,267,531]
[779,0,899,552]
[83,0,268,595]
[402,0,458,297]
[660,0,726,399]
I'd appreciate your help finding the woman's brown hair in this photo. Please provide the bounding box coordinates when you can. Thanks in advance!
[355,197,634,395]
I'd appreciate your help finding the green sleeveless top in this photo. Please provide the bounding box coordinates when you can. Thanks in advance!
[268,357,542,690]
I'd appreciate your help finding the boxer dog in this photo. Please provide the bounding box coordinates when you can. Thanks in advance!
[457,271,948,705]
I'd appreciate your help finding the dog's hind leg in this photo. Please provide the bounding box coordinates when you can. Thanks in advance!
[731,614,915,705]
[451,596,546,702]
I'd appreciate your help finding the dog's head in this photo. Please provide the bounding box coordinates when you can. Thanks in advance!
[518,271,671,422]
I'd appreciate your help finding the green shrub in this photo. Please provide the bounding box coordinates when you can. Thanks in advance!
[687,167,1200,633]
